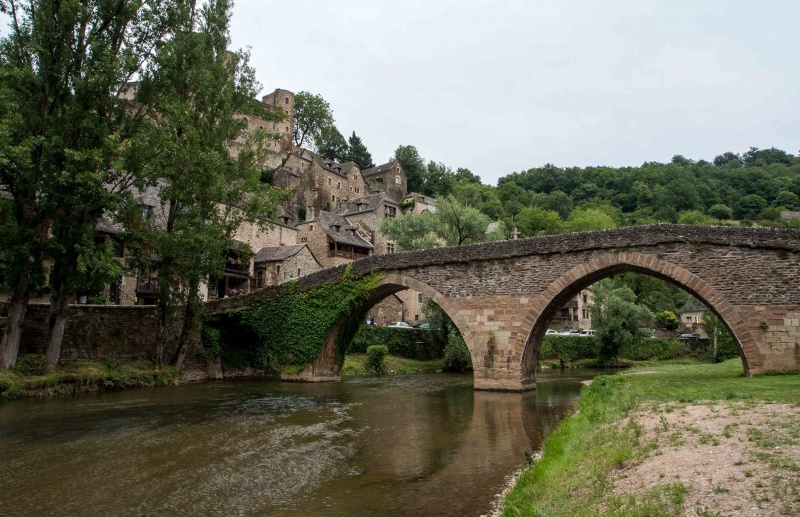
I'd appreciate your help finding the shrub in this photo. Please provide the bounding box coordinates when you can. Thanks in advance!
[366,345,388,373]
[539,336,601,364]
[13,354,49,376]
[619,338,682,361]
[200,326,222,357]
[349,326,441,360]
[443,331,472,372]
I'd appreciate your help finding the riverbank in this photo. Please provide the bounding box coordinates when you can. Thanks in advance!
[498,359,800,516]
[0,359,184,399]
[341,354,445,375]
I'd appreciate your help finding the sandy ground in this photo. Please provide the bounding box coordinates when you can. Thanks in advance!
[614,402,800,515]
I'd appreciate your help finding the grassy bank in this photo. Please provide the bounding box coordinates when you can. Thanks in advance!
[341,354,444,375]
[500,359,800,516]
[0,359,181,399]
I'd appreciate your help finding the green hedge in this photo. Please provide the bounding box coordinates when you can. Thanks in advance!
[349,326,442,360]
[539,335,683,363]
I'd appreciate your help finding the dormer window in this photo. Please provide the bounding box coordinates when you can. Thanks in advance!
[384,205,396,218]
[347,229,355,236]
[281,216,290,225]
[332,225,341,233]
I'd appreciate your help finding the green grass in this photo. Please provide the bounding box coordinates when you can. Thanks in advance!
[0,359,181,399]
[499,359,800,516]
[341,354,444,375]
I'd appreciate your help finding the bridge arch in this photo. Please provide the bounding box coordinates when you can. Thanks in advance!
[293,272,478,383]
[519,251,763,380]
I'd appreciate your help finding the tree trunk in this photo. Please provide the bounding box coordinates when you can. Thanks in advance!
[0,265,31,369]
[172,282,201,369]
[712,319,719,363]
[45,271,71,367]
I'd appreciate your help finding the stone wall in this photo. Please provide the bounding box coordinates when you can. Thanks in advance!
[14,304,182,364]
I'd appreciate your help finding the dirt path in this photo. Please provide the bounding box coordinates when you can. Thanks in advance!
[613,401,800,515]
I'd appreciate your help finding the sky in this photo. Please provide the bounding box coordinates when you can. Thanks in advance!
[229,0,800,185]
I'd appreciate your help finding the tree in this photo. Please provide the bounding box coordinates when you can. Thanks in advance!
[134,0,288,368]
[590,280,654,363]
[774,191,800,210]
[316,125,348,161]
[735,194,768,220]
[393,145,426,193]
[713,152,743,167]
[379,211,441,251]
[677,210,714,225]
[435,195,491,246]
[342,131,374,169]
[515,206,562,236]
[708,204,733,222]
[0,0,173,368]
[563,208,616,232]
[292,91,335,151]
[743,147,793,167]
[422,161,455,198]
[454,167,481,184]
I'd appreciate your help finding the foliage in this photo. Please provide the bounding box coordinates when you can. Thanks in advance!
[341,354,444,376]
[342,131,374,169]
[379,210,441,251]
[349,326,442,360]
[316,125,348,161]
[618,338,682,361]
[13,354,49,376]
[655,310,679,330]
[435,195,492,246]
[515,206,562,236]
[677,210,715,225]
[423,298,457,353]
[443,331,472,372]
[200,326,222,358]
[234,271,384,369]
[708,203,733,221]
[366,345,388,373]
[590,280,654,363]
[0,0,175,368]
[564,207,617,232]
[538,336,600,364]
[393,145,427,194]
[292,91,335,150]
[132,0,290,367]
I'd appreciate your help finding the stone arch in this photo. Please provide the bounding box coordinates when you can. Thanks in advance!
[291,272,476,383]
[519,251,763,380]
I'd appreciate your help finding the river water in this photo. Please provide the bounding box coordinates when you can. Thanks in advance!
[0,369,600,516]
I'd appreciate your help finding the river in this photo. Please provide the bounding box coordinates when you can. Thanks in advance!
[0,369,601,516]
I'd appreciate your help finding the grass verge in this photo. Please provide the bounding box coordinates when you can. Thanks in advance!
[0,359,181,399]
[499,359,800,516]
[341,354,444,375]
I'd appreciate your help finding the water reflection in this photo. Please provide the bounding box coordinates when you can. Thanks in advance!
[0,369,599,516]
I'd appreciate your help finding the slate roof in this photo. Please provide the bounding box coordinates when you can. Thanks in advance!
[253,244,307,263]
[681,298,706,313]
[403,192,437,206]
[300,211,374,249]
[343,193,398,215]
[361,160,399,177]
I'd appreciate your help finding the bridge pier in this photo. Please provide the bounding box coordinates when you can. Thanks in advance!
[456,295,537,392]
[281,323,341,383]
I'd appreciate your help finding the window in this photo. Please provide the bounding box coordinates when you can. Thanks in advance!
[350,186,353,193]
[414,314,419,321]
[418,293,423,303]
[297,268,301,277]
[300,237,307,242]
[353,174,357,180]
[257,270,264,288]
[331,194,336,202]
[332,225,341,233]
[306,206,314,219]
[276,265,281,276]
[309,225,314,231]
[384,205,396,218]
[284,97,289,105]
[328,178,332,186]
[395,175,401,184]
[386,242,395,254]
[337,182,341,189]
[138,204,152,221]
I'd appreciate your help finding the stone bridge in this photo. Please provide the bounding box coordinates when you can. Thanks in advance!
[208,225,800,391]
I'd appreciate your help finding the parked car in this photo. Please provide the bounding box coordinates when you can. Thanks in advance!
[560,329,582,336]
[545,329,559,335]
[415,323,431,329]
[678,333,697,339]
[385,321,412,329]
[579,329,595,337]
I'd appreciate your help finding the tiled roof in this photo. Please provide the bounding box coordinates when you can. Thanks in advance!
[254,244,307,263]
[311,211,374,249]
[361,160,399,177]
[343,193,398,215]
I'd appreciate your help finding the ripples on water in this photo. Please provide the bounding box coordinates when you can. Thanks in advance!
[0,370,600,516]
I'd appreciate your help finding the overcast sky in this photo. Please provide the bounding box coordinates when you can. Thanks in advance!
[229,0,799,185]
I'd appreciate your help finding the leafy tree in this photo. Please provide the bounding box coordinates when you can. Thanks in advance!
[563,208,616,232]
[735,194,768,220]
[422,161,455,197]
[677,210,714,225]
[452,182,504,220]
[743,147,794,167]
[393,145,426,193]
[342,131,374,169]
[589,281,654,363]
[316,125,348,161]
[454,167,481,184]
[774,190,800,210]
[708,204,733,221]
[292,91,335,151]
[435,195,491,246]
[134,0,288,368]
[713,152,743,167]
[530,190,574,219]
[379,211,441,251]
[515,206,562,236]
[0,0,173,368]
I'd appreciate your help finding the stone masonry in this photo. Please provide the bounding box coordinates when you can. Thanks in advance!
[209,225,800,391]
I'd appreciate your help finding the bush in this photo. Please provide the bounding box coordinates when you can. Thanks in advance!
[13,354,49,376]
[443,331,472,372]
[366,345,388,373]
[619,338,682,361]
[349,326,441,360]
[539,336,601,364]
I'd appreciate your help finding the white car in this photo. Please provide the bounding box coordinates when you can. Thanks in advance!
[385,321,412,329]
[545,329,559,335]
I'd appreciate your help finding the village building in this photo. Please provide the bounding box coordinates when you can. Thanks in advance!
[252,244,322,287]
[401,192,437,214]
[296,211,374,269]
[361,161,407,202]
[553,288,594,330]
[680,298,709,339]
